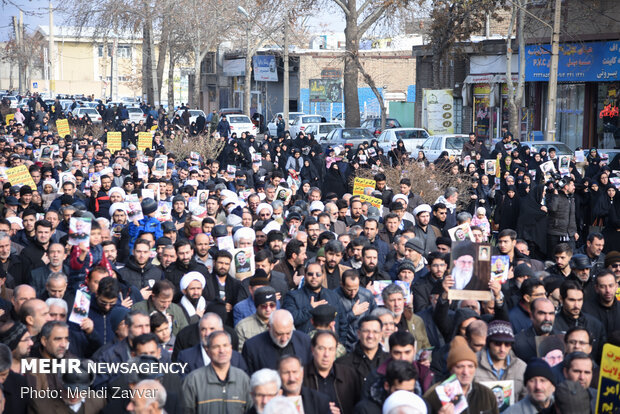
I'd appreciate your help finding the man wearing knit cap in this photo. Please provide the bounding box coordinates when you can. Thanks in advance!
[504,358,556,413]
[423,336,498,413]
[235,286,277,351]
[179,271,207,324]
[474,320,527,401]
[0,320,33,373]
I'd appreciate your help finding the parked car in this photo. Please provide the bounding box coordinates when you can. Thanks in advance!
[174,109,206,125]
[303,122,343,141]
[377,128,431,154]
[227,114,257,136]
[2,96,18,108]
[319,128,379,151]
[289,115,326,137]
[127,107,147,124]
[361,117,402,136]
[73,107,103,124]
[519,141,574,155]
[267,112,305,136]
[218,108,243,117]
[418,134,469,162]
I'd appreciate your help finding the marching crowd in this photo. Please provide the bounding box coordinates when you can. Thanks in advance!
[0,94,618,414]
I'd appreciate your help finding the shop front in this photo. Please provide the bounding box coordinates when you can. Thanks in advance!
[524,40,620,149]
[462,73,520,142]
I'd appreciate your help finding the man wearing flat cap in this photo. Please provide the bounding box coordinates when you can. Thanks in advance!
[235,286,277,351]
[307,304,347,358]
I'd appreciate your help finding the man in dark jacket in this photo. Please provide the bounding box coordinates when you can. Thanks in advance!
[354,360,419,414]
[364,331,434,399]
[547,177,578,253]
[337,315,387,384]
[164,239,212,301]
[461,132,483,158]
[552,280,605,358]
[216,115,231,138]
[278,355,331,413]
[176,313,247,376]
[118,239,164,289]
[14,219,53,285]
[204,250,241,326]
[513,298,560,362]
[282,262,347,337]
[583,270,620,336]
[242,309,312,374]
[303,330,361,414]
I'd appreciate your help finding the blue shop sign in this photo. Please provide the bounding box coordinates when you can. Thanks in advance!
[524,40,620,82]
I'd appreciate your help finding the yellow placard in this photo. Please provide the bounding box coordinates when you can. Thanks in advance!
[353,177,376,196]
[595,343,620,413]
[6,165,36,189]
[150,125,158,131]
[56,119,70,137]
[106,132,122,153]
[138,132,152,151]
[5,114,14,124]
[360,194,382,209]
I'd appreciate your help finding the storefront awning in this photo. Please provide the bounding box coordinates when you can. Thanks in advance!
[463,74,495,84]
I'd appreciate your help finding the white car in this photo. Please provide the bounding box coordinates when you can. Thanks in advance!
[377,128,432,154]
[418,134,469,162]
[289,114,327,137]
[174,109,206,125]
[127,107,146,124]
[302,122,342,140]
[3,96,18,108]
[267,112,305,136]
[73,107,103,124]
[228,114,257,136]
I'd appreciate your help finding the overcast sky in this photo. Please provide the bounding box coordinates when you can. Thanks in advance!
[0,0,346,41]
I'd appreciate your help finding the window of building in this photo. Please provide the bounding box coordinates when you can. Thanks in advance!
[117,46,132,59]
[202,52,216,74]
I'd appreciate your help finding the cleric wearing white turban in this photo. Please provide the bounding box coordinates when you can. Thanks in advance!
[179,271,207,321]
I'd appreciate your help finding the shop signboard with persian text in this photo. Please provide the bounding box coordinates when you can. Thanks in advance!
[525,41,620,82]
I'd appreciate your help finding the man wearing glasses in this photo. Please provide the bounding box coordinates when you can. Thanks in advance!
[235,287,277,351]
[282,262,347,338]
[474,320,527,401]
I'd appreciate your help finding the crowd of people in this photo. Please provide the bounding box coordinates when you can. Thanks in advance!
[0,93,618,414]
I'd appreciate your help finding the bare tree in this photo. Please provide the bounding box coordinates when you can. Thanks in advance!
[62,0,169,104]
[505,0,525,138]
[328,0,406,127]
[426,0,506,88]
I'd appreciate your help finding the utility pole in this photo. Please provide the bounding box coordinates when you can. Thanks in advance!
[12,16,22,93]
[283,16,289,126]
[111,39,117,101]
[544,0,562,141]
[49,0,55,98]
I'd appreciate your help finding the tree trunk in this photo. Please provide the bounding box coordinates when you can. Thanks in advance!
[505,0,525,138]
[432,53,440,89]
[168,49,175,111]
[156,23,169,106]
[192,46,201,108]
[353,54,386,131]
[343,10,360,127]
[244,50,252,116]
[143,22,154,106]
